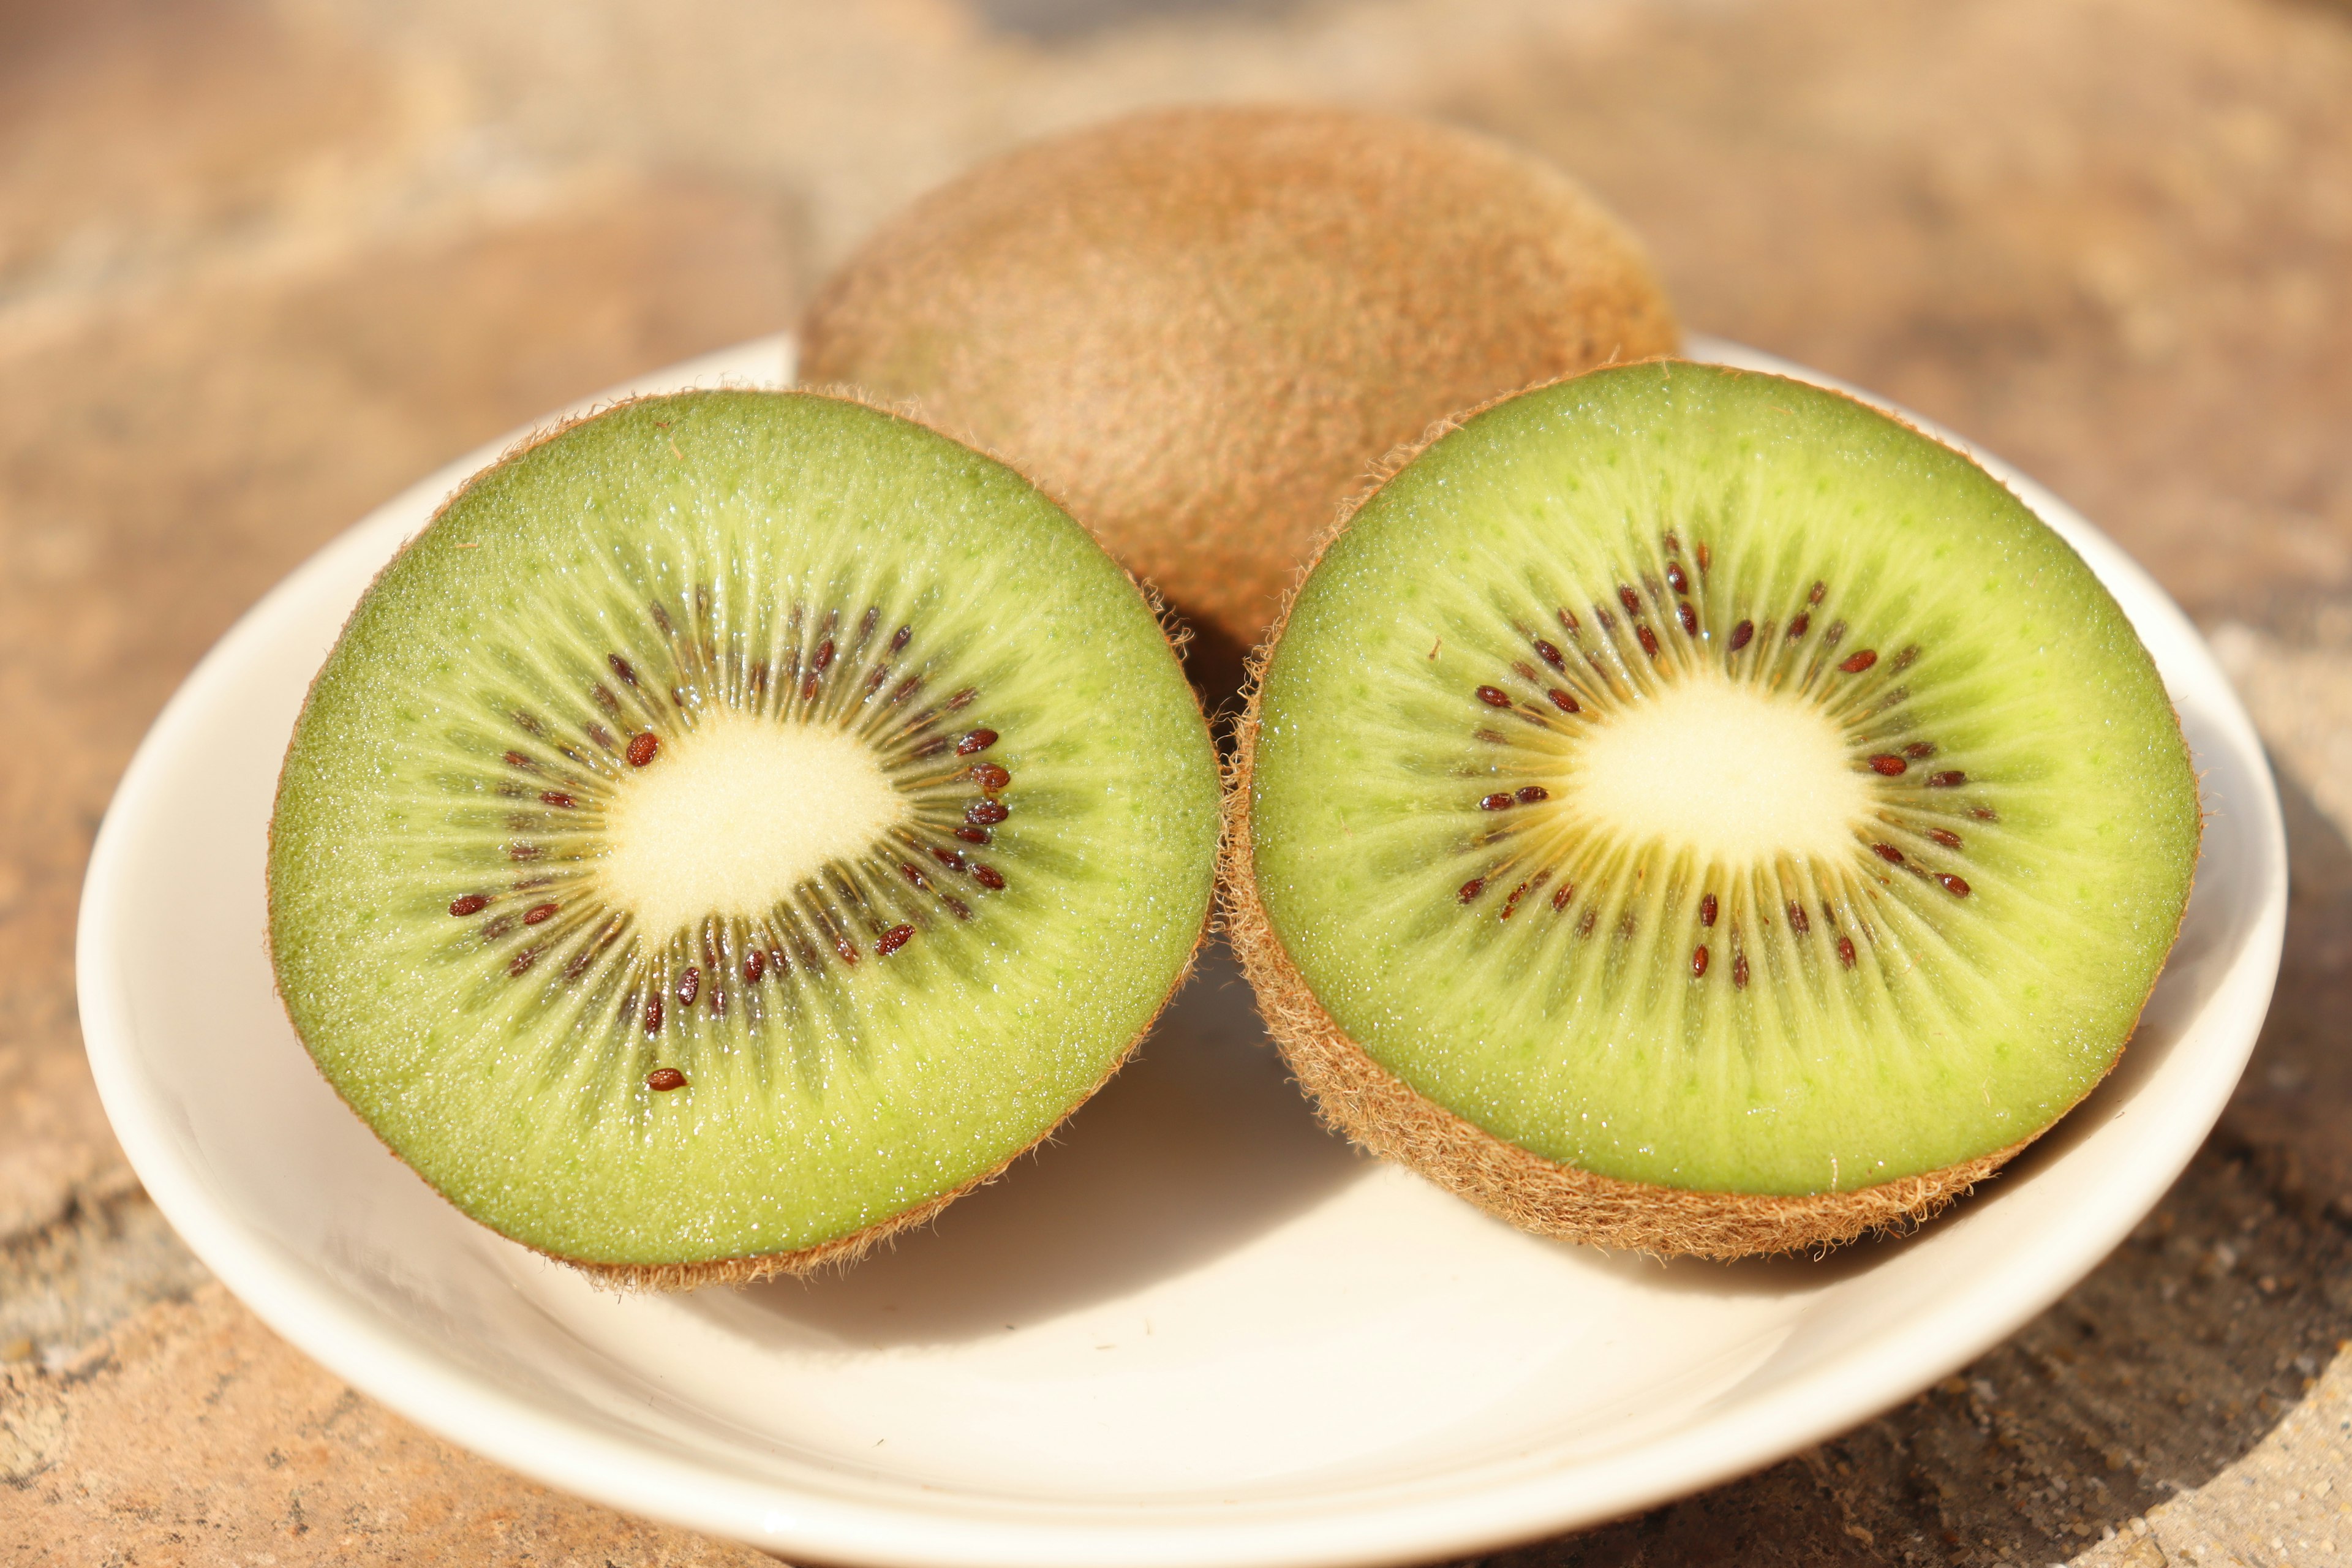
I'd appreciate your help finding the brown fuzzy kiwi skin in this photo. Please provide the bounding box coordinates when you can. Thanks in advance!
[1219,361,2183,1261]
[267,390,1215,1289]
[798,103,1679,704]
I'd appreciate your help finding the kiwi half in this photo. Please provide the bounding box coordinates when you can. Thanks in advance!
[799,104,1679,700]
[1229,362,2200,1257]
[268,390,1220,1286]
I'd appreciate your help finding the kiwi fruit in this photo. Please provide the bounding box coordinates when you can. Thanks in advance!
[268,390,1221,1287]
[797,104,1679,701]
[1227,361,2200,1257]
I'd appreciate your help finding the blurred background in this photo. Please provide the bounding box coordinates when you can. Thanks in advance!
[4,1,2351,1562]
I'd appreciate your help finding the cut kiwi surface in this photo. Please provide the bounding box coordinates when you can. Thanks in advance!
[269,390,1220,1285]
[1231,361,2200,1256]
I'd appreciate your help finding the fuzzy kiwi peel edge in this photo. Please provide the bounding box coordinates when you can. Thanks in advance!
[268,388,1221,1289]
[1223,358,2198,1258]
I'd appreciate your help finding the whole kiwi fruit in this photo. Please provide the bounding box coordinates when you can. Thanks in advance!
[268,390,1221,1287]
[798,104,1679,701]
[1228,361,2200,1258]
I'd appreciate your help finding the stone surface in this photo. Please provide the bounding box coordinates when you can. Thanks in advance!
[0,1283,772,1565]
[1455,0,2352,653]
[2075,1344,2352,1568]
[1510,1138,2352,1566]
[4,0,2351,1562]
[0,0,801,1340]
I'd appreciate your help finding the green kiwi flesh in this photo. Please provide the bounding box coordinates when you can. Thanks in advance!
[268,390,1221,1284]
[1231,361,2199,1255]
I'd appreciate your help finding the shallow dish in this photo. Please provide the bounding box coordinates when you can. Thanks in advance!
[78,336,2284,1568]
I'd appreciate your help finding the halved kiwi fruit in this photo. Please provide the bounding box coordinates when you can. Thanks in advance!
[799,104,1679,700]
[268,390,1221,1286]
[1229,361,2200,1257]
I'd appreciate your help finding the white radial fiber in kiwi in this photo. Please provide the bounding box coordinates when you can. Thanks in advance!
[268,391,1220,1267]
[1248,363,2199,1197]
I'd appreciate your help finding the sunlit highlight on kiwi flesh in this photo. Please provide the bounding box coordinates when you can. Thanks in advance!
[1561,672,1869,867]
[598,711,907,940]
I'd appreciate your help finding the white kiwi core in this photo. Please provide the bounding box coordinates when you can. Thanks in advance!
[1561,671,1869,868]
[598,711,907,940]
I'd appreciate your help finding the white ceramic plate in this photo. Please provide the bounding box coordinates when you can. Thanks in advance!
[78,336,2285,1568]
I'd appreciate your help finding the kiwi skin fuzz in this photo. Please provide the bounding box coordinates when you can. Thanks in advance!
[798,104,1679,703]
[1221,365,2179,1261]
[1221,835,2026,1259]
[269,391,1215,1291]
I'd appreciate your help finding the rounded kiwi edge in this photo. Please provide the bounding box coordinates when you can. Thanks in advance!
[555,995,1192,1290]
[559,404,1218,1289]
[798,103,1681,704]
[557,888,1212,1292]
[1223,659,2034,1262]
[269,388,1221,1289]
[1221,815,2032,1259]
[1223,360,2196,1259]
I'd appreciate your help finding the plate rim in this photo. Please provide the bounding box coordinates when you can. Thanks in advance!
[75,334,2287,1568]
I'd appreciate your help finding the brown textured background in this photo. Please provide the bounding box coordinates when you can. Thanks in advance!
[5,1,2352,1563]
